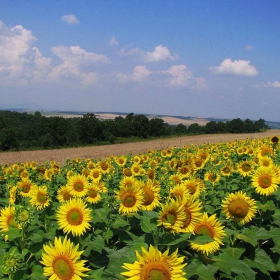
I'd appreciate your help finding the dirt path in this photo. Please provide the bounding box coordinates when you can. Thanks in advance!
[1,130,280,165]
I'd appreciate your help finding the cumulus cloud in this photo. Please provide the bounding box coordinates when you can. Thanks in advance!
[144,45,179,63]
[163,65,193,86]
[209,58,258,76]
[108,36,119,46]
[132,65,151,81]
[0,21,52,85]
[119,44,178,63]
[61,14,79,25]
[48,46,110,85]
[261,81,280,88]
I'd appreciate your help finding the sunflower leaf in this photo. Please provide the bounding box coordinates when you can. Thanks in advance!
[140,216,157,233]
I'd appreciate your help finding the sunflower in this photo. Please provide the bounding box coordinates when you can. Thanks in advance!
[57,186,74,202]
[89,168,102,182]
[123,167,133,177]
[170,184,190,200]
[169,173,184,185]
[146,169,157,180]
[56,198,92,236]
[0,206,21,234]
[115,185,144,215]
[221,165,232,177]
[29,185,51,210]
[40,236,90,280]
[190,212,226,255]
[115,156,127,167]
[221,191,257,224]
[204,171,221,186]
[238,161,254,177]
[85,183,102,204]
[98,160,111,173]
[121,245,187,280]
[258,156,274,168]
[271,135,279,144]
[131,164,144,177]
[139,180,161,211]
[157,199,186,233]
[67,174,89,198]
[17,178,35,197]
[258,145,273,158]
[179,195,203,233]
[9,186,17,205]
[251,166,280,196]
[181,177,204,199]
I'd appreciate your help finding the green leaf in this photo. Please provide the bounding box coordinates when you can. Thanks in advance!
[91,235,105,254]
[219,247,245,260]
[87,267,104,280]
[6,227,21,242]
[140,216,157,233]
[243,248,278,275]
[160,232,191,246]
[30,272,46,280]
[191,234,214,245]
[196,264,218,280]
[30,229,45,242]
[112,216,129,228]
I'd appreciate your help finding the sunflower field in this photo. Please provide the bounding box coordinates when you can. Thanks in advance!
[0,135,280,279]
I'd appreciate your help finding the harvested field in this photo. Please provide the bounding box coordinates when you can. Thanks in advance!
[1,130,280,165]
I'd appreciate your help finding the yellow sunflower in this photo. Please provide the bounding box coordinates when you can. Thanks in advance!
[221,165,232,177]
[238,161,254,177]
[251,166,280,196]
[131,163,144,177]
[181,177,204,199]
[179,195,203,233]
[138,180,161,211]
[17,178,35,197]
[9,186,17,205]
[66,174,89,197]
[121,245,187,280]
[258,145,273,158]
[169,173,184,185]
[115,156,127,167]
[56,198,92,236]
[29,185,51,210]
[115,185,144,215]
[221,191,257,224]
[157,199,186,233]
[89,168,103,182]
[204,171,221,186]
[190,212,226,255]
[170,184,190,200]
[57,186,74,202]
[40,236,90,280]
[85,183,102,204]
[258,156,274,168]
[0,206,21,234]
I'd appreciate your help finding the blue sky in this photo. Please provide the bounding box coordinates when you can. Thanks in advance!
[0,0,280,121]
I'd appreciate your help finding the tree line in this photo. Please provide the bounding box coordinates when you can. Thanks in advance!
[0,110,269,151]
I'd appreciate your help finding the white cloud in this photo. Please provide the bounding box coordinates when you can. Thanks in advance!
[144,45,179,63]
[163,65,193,86]
[0,21,52,85]
[261,81,280,88]
[61,14,79,25]
[119,44,178,63]
[245,45,253,50]
[209,58,258,76]
[48,46,110,85]
[132,65,151,81]
[108,36,119,46]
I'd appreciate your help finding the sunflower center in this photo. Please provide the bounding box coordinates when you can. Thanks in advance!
[242,164,251,172]
[141,261,171,280]
[172,177,181,184]
[164,212,176,225]
[88,189,98,198]
[22,184,31,193]
[37,193,47,204]
[186,184,196,195]
[143,188,155,205]
[73,182,84,192]
[223,167,231,174]
[92,172,100,179]
[258,175,271,188]
[196,224,214,238]
[123,194,136,207]
[63,193,72,201]
[228,199,249,217]
[53,256,74,280]
[67,208,83,225]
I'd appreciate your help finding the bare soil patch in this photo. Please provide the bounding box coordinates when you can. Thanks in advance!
[1,130,279,165]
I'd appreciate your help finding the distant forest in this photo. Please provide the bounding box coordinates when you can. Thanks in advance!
[0,110,269,151]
